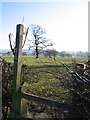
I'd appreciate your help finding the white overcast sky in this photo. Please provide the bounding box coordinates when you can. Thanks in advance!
[0,0,89,52]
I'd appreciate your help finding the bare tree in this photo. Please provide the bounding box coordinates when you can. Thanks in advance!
[52,49,58,60]
[43,49,52,58]
[28,24,53,58]
[44,49,58,60]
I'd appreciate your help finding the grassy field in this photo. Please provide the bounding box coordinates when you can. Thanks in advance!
[3,55,89,118]
[2,56,88,118]
[3,55,88,66]
[3,55,88,101]
[3,56,87,101]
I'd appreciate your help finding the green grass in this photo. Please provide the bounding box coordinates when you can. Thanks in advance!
[3,55,88,66]
[21,60,73,103]
[3,55,88,103]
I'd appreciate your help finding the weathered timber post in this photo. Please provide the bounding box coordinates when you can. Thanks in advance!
[11,24,24,118]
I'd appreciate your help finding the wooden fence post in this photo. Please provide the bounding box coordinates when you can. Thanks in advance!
[11,24,24,118]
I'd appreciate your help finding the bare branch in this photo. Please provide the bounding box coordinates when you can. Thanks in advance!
[30,24,46,36]
[22,27,29,48]
[8,33,15,55]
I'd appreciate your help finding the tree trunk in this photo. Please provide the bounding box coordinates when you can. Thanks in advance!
[36,44,39,58]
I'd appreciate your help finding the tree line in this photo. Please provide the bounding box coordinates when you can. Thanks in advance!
[22,50,89,58]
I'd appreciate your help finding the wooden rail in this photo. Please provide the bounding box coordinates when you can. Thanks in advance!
[20,92,78,114]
